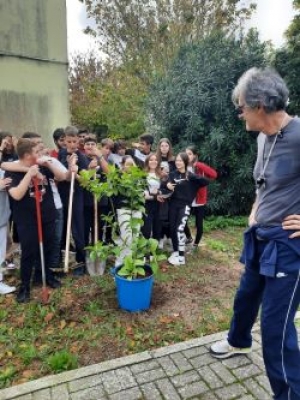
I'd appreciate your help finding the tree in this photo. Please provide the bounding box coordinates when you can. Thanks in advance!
[69,53,146,139]
[273,0,300,115]
[146,29,267,215]
[79,0,256,73]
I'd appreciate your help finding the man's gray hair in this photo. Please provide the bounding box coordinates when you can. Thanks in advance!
[232,67,289,113]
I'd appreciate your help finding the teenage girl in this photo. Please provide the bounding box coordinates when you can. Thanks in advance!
[166,152,208,266]
[141,153,162,241]
[156,138,175,249]
[185,146,217,248]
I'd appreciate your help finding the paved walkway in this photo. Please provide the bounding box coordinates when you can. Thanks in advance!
[0,323,282,400]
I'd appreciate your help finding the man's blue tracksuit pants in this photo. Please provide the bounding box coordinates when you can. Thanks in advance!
[228,226,300,400]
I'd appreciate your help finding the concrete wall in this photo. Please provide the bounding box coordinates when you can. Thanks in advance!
[0,0,69,146]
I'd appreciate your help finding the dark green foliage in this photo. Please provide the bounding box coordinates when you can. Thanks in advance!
[273,2,300,115]
[147,30,267,215]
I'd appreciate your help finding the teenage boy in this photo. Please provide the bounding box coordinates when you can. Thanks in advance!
[83,136,109,246]
[5,139,65,302]
[50,128,66,158]
[126,133,154,168]
[58,126,89,275]
[77,127,89,154]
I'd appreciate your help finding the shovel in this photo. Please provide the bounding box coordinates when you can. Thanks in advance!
[33,177,50,304]
[64,170,75,273]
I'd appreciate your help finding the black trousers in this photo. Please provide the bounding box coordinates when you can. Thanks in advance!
[61,192,85,263]
[185,205,205,245]
[169,202,191,255]
[141,200,161,240]
[17,221,55,288]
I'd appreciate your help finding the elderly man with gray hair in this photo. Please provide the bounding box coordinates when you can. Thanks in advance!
[210,68,300,400]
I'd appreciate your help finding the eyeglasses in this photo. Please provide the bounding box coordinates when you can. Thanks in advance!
[236,104,247,114]
[236,104,253,115]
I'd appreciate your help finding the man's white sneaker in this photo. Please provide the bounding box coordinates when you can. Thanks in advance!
[0,282,16,295]
[168,254,185,266]
[210,339,252,359]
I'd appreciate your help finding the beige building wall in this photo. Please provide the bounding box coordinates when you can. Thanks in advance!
[0,0,69,146]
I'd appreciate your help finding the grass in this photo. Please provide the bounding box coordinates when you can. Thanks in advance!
[0,216,247,388]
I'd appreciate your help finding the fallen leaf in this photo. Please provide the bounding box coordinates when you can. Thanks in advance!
[60,320,67,330]
[44,313,54,323]
[159,316,174,324]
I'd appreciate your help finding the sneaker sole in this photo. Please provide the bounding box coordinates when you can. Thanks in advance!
[210,348,252,359]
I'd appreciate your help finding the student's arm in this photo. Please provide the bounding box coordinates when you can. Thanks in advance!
[8,166,39,201]
[37,157,67,182]
[195,162,218,180]
[1,161,26,172]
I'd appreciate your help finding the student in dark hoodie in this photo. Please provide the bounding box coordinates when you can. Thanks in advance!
[58,126,89,275]
[166,152,208,266]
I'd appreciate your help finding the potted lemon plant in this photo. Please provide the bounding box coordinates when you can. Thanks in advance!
[80,164,166,311]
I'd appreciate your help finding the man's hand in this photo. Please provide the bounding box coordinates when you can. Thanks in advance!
[282,215,300,238]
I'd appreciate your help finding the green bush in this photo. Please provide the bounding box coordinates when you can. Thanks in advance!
[147,30,267,215]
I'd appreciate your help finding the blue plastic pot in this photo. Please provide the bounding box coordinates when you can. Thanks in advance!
[111,265,154,312]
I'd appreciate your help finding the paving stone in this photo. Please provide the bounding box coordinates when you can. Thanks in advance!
[108,386,143,400]
[135,368,166,384]
[100,371,122,395]
[197,365,224,389]
[248,352,265,370]
[210,362,236,385]
[140,382,163,400]
[243,378,271,400]
[190,353,215,369]
[214,383,247,400]
[170,352,193,373]
[183,346,208,359]
[255,375,273,395]
[198,393,219,400]
[115,367,137,389]
[231,364,261,380]
[171,371,201,388]
[32,389,51,400]
[221,356,252,369]
[130,360,160,375]
[51,384,69,399]
[70,385,106,400]
[69,375,102,392]
[156,356,179,376]
[178,380,209,399]
[252,332,262,343]
[155,378,181,400]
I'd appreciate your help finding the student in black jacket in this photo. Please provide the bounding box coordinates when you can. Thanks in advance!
[166,152,208,266]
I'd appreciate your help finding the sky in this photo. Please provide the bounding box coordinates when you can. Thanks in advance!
[66,0,296,57]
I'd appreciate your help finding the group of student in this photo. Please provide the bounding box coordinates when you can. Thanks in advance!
[0,127,217,302]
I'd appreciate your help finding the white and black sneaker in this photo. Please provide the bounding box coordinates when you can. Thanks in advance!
[210,339,252,359]
[168,252,185,266]
[0,282,16,295]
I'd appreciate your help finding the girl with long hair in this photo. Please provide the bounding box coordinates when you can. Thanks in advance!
[141,153,163,241]
[166,152,208,266]
[185,146,217,248]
